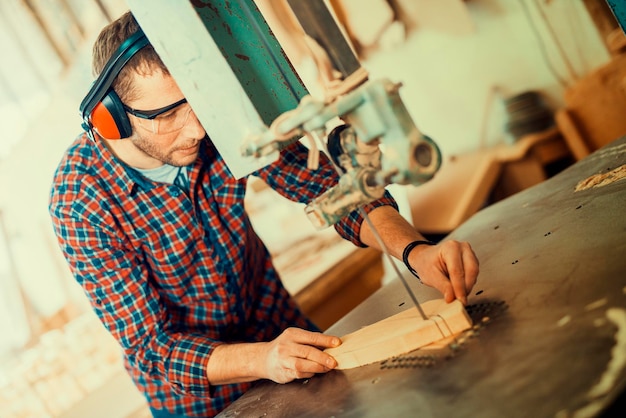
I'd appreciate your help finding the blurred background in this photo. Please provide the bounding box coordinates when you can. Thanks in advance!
[0,0,623,417]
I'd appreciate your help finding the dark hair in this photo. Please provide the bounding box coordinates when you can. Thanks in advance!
[92,11,169,102]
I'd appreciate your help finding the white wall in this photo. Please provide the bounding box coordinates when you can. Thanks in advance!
[361,0,610,156]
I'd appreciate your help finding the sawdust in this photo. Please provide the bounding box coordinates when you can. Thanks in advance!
[585,298,609,311]
[557,308,626,418]
[575,164,626,192]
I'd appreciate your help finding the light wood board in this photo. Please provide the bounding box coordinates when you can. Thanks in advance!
[324,299,472,369]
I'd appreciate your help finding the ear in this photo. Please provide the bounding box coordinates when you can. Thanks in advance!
[91,90,133,139]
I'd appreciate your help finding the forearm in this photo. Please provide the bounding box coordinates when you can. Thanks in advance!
[206,328,340,386]
[359,204,479,305]
[359,205,428,259]
[206,342,267,385]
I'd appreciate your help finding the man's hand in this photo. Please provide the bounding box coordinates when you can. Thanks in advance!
[262,328,341,384]
[406,240,479,305]
[206,328,341,385]
[359,205,479,306]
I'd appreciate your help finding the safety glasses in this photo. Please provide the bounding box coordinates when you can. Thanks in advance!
[123,98,193,134]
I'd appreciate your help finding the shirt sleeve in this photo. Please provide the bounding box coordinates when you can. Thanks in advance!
[49,201,217,398]
[255,140,398,247]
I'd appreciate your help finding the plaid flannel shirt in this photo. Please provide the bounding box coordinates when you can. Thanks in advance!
[49,133,397,416]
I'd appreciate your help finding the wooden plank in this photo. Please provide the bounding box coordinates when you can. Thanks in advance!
[407,150,501,234]
[490,156,547,202]
[408,127,572,234]
[324,299,472,369]
[562,53,626,152]
[555,108,590,161]
[294,246,384,330]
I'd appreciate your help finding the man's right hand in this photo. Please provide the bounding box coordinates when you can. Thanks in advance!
[262,328,341,383]
[206,328,341,385]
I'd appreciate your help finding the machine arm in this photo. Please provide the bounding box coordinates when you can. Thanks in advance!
[241,0,442,228]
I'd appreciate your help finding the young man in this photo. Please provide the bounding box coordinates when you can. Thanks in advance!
[49,11,478,418]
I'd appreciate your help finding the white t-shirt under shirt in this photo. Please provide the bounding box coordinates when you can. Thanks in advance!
[135,164,190,191]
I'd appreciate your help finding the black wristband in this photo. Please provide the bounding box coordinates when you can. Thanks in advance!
[402,240,436,281]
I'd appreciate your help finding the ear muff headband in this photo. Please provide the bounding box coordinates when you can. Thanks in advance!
[79,28,149,140]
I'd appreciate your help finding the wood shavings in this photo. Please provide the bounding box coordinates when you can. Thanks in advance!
[575,164,626,192]
[585,298,608,311]
[558,308,626,418]
[556,315,571,327]
[587,308,626,398]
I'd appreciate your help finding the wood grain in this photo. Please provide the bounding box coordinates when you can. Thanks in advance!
[324,299,472,369]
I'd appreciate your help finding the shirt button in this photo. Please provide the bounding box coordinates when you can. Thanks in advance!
[172,189,180,196]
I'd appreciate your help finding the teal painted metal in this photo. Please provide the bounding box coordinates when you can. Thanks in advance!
[606,0,626,33]
[191,0,308,126]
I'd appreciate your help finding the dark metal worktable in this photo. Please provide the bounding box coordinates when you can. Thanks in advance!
[219,137,626,418]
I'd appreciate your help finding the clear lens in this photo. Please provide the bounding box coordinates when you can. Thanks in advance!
[135,103,193,134]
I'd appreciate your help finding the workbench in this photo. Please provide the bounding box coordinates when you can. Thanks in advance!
[219,136,626,418]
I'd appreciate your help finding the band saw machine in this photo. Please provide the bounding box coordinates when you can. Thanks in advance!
[127,1,626,416]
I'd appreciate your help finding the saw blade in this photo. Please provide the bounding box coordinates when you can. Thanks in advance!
[310,130,428,320]
[358,208,428,321]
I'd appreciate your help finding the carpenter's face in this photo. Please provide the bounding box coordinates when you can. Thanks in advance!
[124,70,205,168]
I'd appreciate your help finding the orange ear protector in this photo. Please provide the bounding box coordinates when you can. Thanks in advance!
[79,29,149,140]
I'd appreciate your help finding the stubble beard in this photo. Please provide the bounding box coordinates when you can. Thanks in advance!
[131,132,200,167]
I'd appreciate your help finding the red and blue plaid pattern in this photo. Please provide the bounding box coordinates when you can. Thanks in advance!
[49,133,397,416]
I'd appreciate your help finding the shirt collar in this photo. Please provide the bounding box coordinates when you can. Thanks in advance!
[90,133,155,194]
[89,133,220,194]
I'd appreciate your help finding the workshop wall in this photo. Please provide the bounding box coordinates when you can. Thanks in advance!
[329,0,611,156]
[0,0,129,356]
[0,0,128,160]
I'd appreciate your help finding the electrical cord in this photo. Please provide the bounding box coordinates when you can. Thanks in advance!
[518,0,569,88]
[533,0,579,81]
